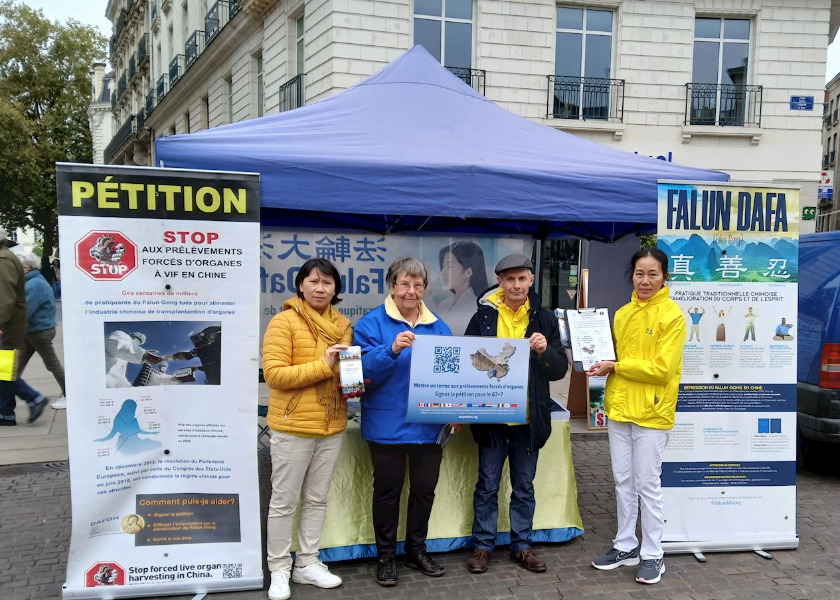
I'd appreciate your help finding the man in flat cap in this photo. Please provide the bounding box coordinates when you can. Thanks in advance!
[0,227,49,425]
[465,254,568,574]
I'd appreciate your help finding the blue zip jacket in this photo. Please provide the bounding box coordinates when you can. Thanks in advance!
[24,270,56,333]
[354,299,451,444]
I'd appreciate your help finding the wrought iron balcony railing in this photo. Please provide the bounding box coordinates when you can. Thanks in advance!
[117,71,127,99]
[831,150,837,165]
[128,53,137,80]
[834,109,838,124]
[138,33,149,66]
[169,55,185,88]
[146,90,155,115]
[156,74,168,103]
[205,0,228,43]
[185,31,205,69]
[547,75,625,122]
[104,116,136,164]
[824,154,830,170]
[229,0,240,19]
[686,83,763,127]
[445,67,486,95]
[278,74,304,113]
[136,107,146,131]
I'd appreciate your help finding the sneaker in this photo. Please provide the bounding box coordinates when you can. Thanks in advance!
[28,396,48,424]
[292,561,342,588]
[635,557,665,584]
[591,547,640,570]
[267,568,291,600]
[51,396,66,410]
[375,557,397,587]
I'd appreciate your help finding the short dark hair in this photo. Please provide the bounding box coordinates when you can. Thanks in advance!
[628,247,669,284]
[295,258,343,305]
[438,241,489,296]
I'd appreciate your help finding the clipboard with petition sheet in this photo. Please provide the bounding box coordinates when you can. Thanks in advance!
[564,308,616,372]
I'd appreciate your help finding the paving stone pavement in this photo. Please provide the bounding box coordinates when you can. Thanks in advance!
[1,434,839,600]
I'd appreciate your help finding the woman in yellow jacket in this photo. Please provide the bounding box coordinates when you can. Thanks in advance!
[587,247,686,585]
[262,258,353,600]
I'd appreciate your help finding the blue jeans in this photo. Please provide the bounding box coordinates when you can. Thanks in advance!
[0,378,44,421]
[471,426,539,553]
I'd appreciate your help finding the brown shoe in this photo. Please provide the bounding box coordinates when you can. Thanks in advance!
[510,548,546,573]
[468,549,491,573]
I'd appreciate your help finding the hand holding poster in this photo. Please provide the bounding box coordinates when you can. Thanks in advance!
[565,308,616,371]
[407,334,530,424]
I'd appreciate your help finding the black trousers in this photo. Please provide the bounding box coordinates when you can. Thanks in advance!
[368,441,443,559]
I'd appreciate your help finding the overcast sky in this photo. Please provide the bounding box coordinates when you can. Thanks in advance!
[19,0,840,85]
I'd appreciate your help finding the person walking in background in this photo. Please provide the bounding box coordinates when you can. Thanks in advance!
[0,228,49,426]
[50,258,60,301]
[262,258,352,600]
[588,247,686,585]
[353,257,452,587]
[465,254,568,575]
[16,252,66,409]
[743,307,758,341]
[686,307,704,342]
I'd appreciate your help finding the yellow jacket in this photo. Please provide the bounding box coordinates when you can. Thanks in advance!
[263,298,353,436]
[604,286,686,430]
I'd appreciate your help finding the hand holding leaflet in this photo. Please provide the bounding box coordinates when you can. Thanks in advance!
[565,308,616,372]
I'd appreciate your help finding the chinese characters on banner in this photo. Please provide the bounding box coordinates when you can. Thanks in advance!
[657,182,799,552]
[259,230,533,336]
[57,164,263,599]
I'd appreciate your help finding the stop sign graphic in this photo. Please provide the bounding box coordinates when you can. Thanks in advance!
[76,231,138,281]
[84,561,125,586]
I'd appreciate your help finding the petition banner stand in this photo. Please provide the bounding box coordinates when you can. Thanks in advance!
[57,164,263,598]
[657,181,799,557]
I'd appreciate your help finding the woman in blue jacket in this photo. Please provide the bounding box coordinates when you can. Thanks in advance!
[353,257,451,587]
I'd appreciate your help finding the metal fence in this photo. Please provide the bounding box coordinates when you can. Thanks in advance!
[278,74,305,113]
[546,76,625,122]
[685,83,763,127]
[445,67,486,94]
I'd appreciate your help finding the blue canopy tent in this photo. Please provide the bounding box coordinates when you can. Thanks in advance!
[155,46,728,242]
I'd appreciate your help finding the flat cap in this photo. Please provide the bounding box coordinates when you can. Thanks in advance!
[495,254,534,275]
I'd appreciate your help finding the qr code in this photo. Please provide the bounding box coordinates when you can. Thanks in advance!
[222,563,243,579]
[433,346,460,373]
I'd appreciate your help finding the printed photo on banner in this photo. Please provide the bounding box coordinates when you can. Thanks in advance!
[259,230,532,337]
[104,321,222,387]
[407,334,530,423]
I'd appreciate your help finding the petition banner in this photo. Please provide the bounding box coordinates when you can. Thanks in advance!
[657,181,798,552]
[57,164,263,598]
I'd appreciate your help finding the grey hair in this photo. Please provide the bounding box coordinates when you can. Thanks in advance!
[386,257,428,288]
[16,251,40,270]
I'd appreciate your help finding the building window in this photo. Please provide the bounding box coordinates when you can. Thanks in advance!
[413,0,472,68]
[550,6,620,121]
[201,95,209,129]
[225,75,233,123]
[256,54,264,117]
[296,15,304,75]
[688,17,761,127]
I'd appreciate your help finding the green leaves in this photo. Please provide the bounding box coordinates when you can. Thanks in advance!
[0,0,106,257]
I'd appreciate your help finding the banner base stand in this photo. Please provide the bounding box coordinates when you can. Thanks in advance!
[61,577,264,599]
[663,537,799,557]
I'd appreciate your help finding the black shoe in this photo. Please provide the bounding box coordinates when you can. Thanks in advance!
[376,558,397,586]
[405,550,445,577]
[28,396,48,424]
[0,418,16,426]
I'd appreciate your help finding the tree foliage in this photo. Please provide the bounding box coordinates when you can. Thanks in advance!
[0,1,106,259]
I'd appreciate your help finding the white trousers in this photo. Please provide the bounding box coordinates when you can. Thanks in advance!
[608,419,670,560]
[267,429,345,572]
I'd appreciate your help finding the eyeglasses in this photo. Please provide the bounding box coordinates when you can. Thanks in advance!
[395,282,425,292]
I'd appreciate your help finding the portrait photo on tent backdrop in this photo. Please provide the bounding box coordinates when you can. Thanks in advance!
[104,321,221,388]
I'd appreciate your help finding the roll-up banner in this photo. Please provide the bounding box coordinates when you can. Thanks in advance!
[56,164,263,598]
[657,181,799,553]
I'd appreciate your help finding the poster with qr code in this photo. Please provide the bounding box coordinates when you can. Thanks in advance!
[406,335,530,423]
